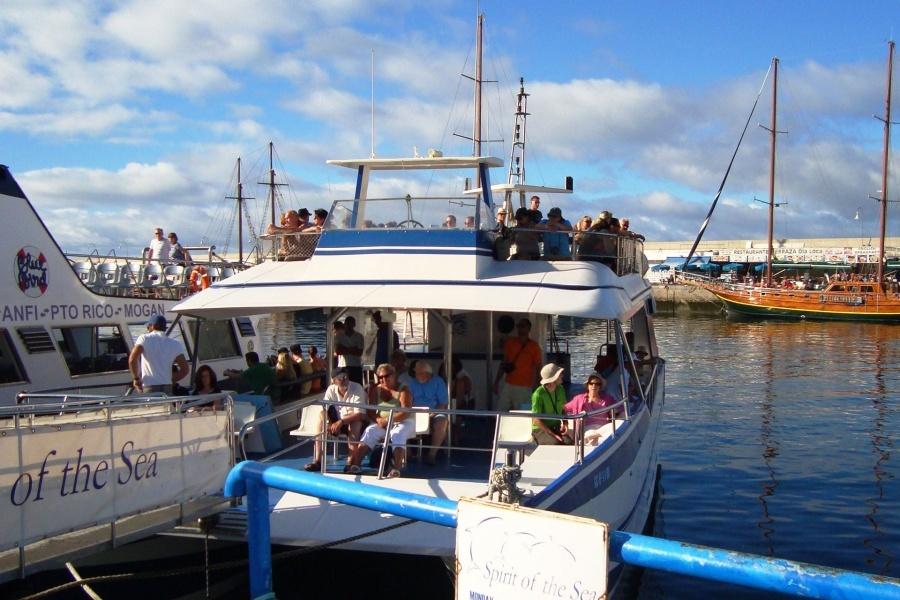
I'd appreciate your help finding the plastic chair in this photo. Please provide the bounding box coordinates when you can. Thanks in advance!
[289,404,343,459]
[115,263,142,294]
[95,263,119,292]
[220,266,236,280]
[205,265,221,282]
[71,261,95,286]
[141,263,168,297]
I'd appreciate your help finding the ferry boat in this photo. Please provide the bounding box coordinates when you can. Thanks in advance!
[0,164,263,406]
[686,42,900,321]
[174,153,666,594]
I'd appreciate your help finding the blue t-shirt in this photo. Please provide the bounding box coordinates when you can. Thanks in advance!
[407,375,449,409]
[539,218,572,257]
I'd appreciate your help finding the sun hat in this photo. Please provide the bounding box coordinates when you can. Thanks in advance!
[540,363,565,385]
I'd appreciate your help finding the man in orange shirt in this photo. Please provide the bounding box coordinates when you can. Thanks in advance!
[492,318,542,411]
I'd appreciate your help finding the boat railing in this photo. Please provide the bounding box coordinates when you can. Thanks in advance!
[257,231,322,262]
[496,227,645,275]
[326,196,489,231]
[242,396,643,482]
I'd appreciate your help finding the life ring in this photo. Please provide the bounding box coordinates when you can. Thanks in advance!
[189,266,210,293]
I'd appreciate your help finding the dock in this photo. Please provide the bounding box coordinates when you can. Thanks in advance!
[651,283,722,313]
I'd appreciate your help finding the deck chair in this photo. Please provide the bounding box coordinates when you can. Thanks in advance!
[409,407,432,462]
[95,263,119,292]
[71,261,96,286]
[289,403,347,460]
[497,409,533,463]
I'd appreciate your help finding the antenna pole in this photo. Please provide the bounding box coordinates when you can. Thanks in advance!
[766,57,778,288]
[371,49,376,158]
[877,40,894,287]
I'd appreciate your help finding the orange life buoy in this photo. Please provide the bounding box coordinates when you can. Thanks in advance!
[189,266,210,293]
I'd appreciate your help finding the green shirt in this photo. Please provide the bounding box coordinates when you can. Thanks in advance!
[531,385,567,431]
[243,363,276,395]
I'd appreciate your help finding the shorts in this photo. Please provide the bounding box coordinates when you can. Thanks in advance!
[496,384,532,412]
[360,419,415,450]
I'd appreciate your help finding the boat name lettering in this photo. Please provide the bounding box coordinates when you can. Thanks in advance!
[591,465,611,490]
[0,302,165,322]
[9,441,158,506]
[15,247,48,298]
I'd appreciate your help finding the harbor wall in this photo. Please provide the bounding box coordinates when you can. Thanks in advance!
[651,284,722,314]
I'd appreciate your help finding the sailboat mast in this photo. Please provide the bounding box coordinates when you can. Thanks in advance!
[268,141,276,227]
[766,57,779,288]
[877,40,894,287]
[237,157,244,264]
[473,13,483,160]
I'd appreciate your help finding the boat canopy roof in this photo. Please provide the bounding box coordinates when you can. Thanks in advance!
[326,156,503,170]
[463,183,572,196]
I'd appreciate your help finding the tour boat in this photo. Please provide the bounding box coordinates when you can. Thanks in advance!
[173,152,666,594]
[0,164,263,406]
[686,43,900,321]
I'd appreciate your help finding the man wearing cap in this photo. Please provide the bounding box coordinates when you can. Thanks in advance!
[531,363,573,445]
[539,207,573,259]
[304,208,328,233]
[509,207,540,260]
[296,208,311,229]
[493,318,542,410]
[128,315,188,394]
[304,369,368,472]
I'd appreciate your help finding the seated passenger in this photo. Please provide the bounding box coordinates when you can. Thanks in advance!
[275,347,297,383]
[345,364,414,477]
[191,365,222,396]
[267,210,304,258]
[290,344,314,395]
[443,214,457,228]
[531,363,574,445]
[565,373,616,445]
[406,360,448,465]
[464,215,475,228]
[304,369,368,472]
[307,345,328,393]
[509,207,540,260]
[224,351,276,395]
[540,207,573,259]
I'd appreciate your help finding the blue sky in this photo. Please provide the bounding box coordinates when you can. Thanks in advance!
[2,1,899,254]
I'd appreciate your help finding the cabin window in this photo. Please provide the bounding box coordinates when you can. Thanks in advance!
[188,319,240,361]
[53,325,129,376]
[0,329,27,384]
[127,322,192,360]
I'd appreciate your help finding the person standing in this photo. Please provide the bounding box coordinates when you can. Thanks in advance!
[147,228,171,265]
[128,315,188,394]
[336,315,364,384]
[529,195,543,224]
[372,310,400,367]
[492,317,542,411]
[167,232,191,266]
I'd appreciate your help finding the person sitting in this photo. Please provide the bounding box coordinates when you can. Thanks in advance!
[390,349,413,387]
[443,214,458,228]
[540,207,573,259]
[290,344,314,395]
[531,363,573,445]
[406,360,448,464]
[191,364,223,409]
[345,364,414,478]
[565,373,616,445]
[509,207,540,260]
[224,351,275,395]
[307,345,328,393]
[463,215,475,228]
[304,369,368,472]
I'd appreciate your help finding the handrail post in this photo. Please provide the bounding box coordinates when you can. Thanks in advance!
[246,477,273,599]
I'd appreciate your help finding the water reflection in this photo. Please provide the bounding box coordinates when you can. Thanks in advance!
[864,335,892,574]
[757,328,779,557]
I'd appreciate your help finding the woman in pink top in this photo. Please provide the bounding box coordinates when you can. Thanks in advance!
[565,372,617,445]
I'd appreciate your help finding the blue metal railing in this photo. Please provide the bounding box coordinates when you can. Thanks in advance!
[225,461,900,600]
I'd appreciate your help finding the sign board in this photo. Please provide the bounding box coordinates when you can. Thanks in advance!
[456,497,608,600]
[0,407,231,550]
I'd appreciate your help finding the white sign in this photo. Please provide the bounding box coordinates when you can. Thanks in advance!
[456,497,608,600]
[0,407,231,550]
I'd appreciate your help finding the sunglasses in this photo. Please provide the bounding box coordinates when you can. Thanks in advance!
[376,373,391,380]
[588,381,602,386]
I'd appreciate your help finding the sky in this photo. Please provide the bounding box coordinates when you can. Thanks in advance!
[2,0,899,255]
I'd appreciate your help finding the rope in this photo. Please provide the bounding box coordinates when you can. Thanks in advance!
[19,518,416,599]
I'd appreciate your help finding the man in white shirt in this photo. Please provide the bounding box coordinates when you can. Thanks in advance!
[304,369,368,471]
[147,227,171,265]
[128,315,188,394]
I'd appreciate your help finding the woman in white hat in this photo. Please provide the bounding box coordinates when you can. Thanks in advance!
[530,363,573,445]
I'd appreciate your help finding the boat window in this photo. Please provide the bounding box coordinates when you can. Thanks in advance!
[0,329,27,384]
[831,285,845,292]
[235,317,256,337]
[53,325,129,376]
[188,319,240,361]
[127,322,192,360]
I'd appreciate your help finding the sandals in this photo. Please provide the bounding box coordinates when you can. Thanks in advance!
[343,464,362,474]
[386,468,402,479]
[303,461,321,472]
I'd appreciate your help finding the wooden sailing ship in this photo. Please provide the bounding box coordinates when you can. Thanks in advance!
[688,42,900,321]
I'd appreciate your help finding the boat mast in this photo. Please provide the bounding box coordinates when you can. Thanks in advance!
[268,142,276,227]
[506,77,530,211]
[765,57,779,288]
[473,13,484,189]
[237,158,244,264]
[876,40,894,287]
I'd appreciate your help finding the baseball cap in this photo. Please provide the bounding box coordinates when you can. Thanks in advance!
[147,314,166,329]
